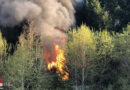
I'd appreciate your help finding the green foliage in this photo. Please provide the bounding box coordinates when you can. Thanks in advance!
[2,29,45,90]
[76,0,130,31]
[6,45,32,89]
[110,25,130,90]
[99,0,130,31]
[0,0,129,89]
[76,0,111,30]
[0,32,6,55]
[0,31,7,85]
[67,25,95,61]
[66,25,130,90]
[1,28,70,90]
[1,23,130,90]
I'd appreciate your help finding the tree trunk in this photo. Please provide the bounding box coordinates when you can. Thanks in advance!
[82,51,85,90]
[75,59,78,90]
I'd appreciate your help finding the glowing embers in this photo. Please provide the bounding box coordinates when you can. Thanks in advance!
[47,44,69,81]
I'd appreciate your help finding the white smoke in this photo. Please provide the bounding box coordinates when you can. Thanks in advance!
[0,0,41,26]
[0,0,81,53]
[0,0,77,30]
[0,0,84,65]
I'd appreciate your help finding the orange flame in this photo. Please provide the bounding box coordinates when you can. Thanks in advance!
[47,44,69,81]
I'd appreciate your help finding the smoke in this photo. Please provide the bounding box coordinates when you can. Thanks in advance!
[0,0,80,62]
[0,0,41,26]
[0,0,76,28]
[33,0,75,46]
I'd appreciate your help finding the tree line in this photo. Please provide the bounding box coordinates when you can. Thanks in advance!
[0,0,130,90]
[0,24,130,90]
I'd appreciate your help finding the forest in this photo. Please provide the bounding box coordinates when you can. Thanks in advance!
[0,0,130,90]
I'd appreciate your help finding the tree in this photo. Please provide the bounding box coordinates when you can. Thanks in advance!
[110,24,130,90]
[76,0,111,30]
[0,31,7,85]
[2,23,71,90]
[67,25,96,89]
[0,32,6,55]
[99,0,130,31]
[67,24,130,90]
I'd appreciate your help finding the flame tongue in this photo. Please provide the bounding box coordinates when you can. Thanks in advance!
[47,44,69,81]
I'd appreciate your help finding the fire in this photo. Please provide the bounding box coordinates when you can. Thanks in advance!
[47,44,69,81]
